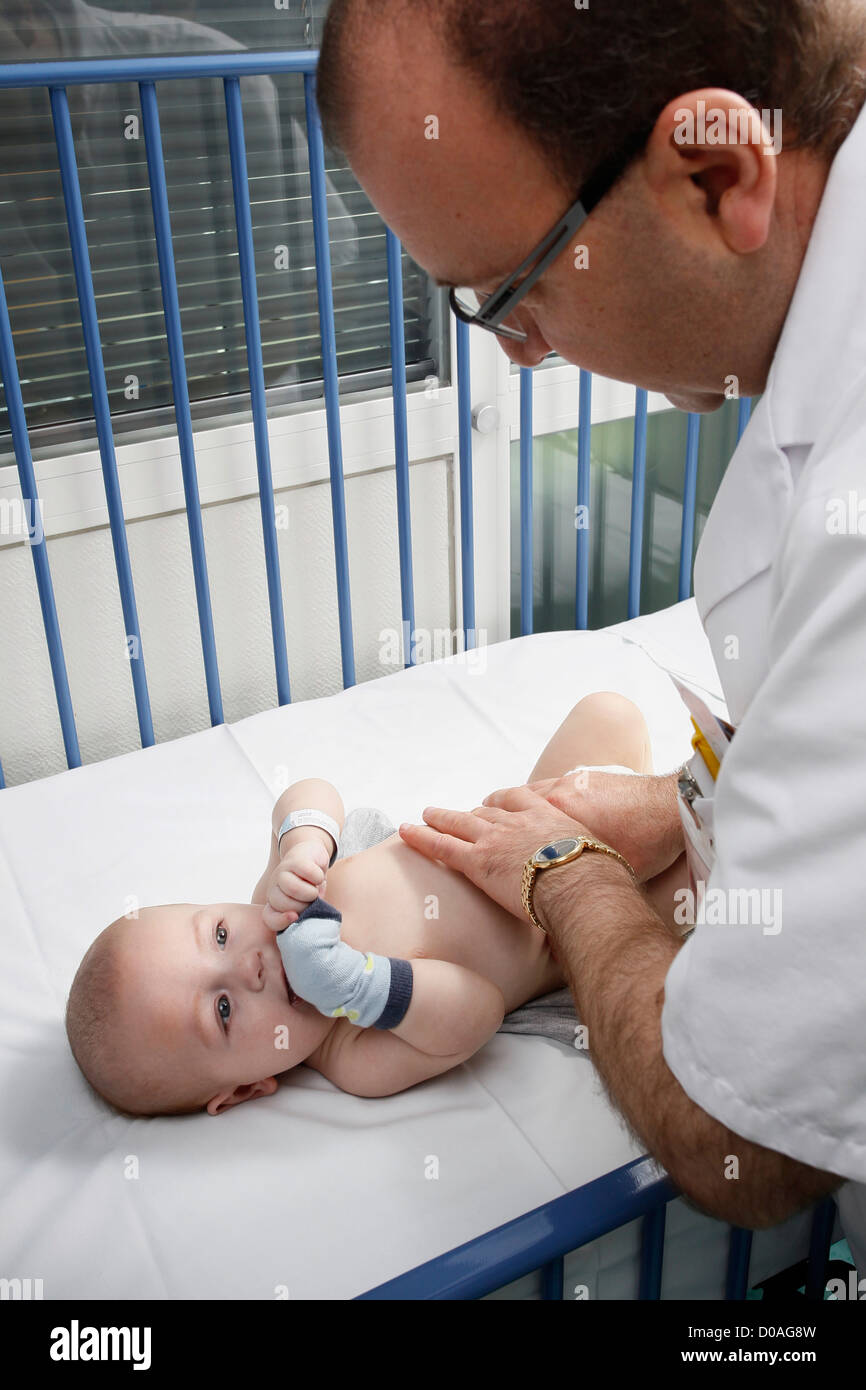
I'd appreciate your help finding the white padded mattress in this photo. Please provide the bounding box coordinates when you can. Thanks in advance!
[0,600,834,1299]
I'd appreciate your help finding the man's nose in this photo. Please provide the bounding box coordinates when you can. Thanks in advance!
[497,315,554,369]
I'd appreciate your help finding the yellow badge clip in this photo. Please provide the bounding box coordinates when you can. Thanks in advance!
[690,719,721,781]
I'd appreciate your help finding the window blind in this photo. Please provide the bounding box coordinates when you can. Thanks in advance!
[0,0,446,450]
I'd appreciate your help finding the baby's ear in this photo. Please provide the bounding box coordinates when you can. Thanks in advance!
[206,1076,279,1115]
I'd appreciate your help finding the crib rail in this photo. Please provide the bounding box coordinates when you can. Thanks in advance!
[0,49,753,789]
[357,1157,837,1302]
[0,50,826,1306]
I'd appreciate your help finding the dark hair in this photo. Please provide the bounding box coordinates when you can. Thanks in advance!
[316,0,866,194]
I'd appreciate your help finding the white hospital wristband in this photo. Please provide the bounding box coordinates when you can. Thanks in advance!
[277,809,341,866]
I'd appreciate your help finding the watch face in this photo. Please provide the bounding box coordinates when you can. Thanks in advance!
[533,837,581,867]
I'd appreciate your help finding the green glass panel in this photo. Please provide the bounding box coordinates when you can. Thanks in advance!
[511,398,752,635]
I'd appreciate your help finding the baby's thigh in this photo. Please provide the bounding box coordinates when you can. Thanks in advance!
[644,853,690,937]
[532,693,652,782]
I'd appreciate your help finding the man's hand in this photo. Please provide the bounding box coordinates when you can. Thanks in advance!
[399,787,597,919]
[483,770,684,883]
[261,839,330,933]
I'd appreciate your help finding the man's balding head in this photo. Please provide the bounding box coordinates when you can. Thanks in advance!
[315,1,866,410]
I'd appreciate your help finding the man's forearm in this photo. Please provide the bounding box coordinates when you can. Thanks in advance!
[640,771,687,879]
[534,858,840,1228]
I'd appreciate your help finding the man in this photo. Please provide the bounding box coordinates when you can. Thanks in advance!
[314,0,866,1268]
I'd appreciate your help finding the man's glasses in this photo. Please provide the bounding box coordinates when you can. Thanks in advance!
[448,121,657,343]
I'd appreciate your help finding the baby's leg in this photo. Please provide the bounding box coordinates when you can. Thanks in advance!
[528,692,653,782]
[644,852,691,937]
[528,693,690,938]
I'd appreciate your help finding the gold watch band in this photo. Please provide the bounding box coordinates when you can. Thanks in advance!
[522,838,636,935]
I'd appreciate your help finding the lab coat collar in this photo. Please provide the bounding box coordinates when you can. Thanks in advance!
[767,96,866,453]
[693,96,866,623]
[693,393,793,624]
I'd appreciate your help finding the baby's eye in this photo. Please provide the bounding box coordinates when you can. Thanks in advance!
[217,995,231,1028]
[215,923,227,947]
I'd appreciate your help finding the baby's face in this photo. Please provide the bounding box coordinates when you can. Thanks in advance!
[115,902,325,1114]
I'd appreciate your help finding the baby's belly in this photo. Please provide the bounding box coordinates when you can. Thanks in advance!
[324,834,563,1013]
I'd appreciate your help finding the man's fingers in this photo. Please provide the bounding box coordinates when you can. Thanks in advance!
[480,786,545,812]
[420,806,487,842]
[398,820,472,871]
[482,788,510,807]
[525,778,558,797]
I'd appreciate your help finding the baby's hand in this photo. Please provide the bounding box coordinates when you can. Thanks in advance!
[262,839,331,933]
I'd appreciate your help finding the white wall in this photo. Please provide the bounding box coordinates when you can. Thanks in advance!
[0,457,454,787]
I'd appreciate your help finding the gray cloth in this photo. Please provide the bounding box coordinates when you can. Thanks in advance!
[336,808,581,1045]
[336,808,399,860]
[496,987,583,1047]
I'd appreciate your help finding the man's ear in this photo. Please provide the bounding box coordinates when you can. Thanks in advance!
[643,87,778,255]
[206,1075,279,1115]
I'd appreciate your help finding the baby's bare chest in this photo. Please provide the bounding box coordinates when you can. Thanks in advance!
[324,834,558,1008]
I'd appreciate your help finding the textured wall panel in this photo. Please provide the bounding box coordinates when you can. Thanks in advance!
[0,459,454,785]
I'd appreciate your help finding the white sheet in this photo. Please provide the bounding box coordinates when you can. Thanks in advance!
[0,599,837,1299]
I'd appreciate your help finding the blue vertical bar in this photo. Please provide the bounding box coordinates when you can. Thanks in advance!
[725,1228,754,1301]
[639,1204,666,1299]
[678,413,701,602]
[804,1197,836,1301]
[575,370,592,630]
[224,77,292,704]
[385,228,416,668]
[303,71,356,687]
[455,317,476,650]
[0,259,81,780]
[628,388,648,620]
[49,86,155,747]
[540,1257,563,1300]
[140,81,223,727]
[737,395,753,441]
[519,367,534,637]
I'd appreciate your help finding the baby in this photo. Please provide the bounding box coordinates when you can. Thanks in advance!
[66,692,676,1118]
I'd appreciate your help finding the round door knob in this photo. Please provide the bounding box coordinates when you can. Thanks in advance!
[472,404,500,435]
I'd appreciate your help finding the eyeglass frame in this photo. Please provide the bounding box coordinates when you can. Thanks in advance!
[446,117,666,342]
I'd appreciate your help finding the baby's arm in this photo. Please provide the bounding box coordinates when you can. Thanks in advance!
[272,778,345,862]
[307,963,506,1098]
[251,778,345,906]
[274,895,505,1091]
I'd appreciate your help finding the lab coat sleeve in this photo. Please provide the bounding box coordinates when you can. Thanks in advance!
[661,423,866,1183]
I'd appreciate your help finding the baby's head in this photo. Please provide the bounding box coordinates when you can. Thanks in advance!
[65,902,316,1118]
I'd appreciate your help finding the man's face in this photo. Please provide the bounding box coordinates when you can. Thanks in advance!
[341,19,779,413]
[114,902,325,1115]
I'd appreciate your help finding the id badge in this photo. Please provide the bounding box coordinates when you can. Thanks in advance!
[669,676,735,906]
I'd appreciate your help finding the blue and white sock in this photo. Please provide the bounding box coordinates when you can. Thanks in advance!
[276,898,413,1029]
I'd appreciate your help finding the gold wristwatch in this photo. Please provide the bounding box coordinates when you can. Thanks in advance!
[521,836,636,934]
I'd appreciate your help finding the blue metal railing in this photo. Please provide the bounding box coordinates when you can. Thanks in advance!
[51,82,156,753]
[628,388,649,620]
[225,73,294,703]
[139,79,224,728]
[303,69,356,688]
[0,51,831,1305]
[456,317,476,650]
[386,228,417,668]
[575,369,592,630]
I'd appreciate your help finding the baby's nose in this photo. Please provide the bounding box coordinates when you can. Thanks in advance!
[239,947,266,989]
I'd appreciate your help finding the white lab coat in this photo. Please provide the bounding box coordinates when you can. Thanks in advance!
[661,93,866,1272]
